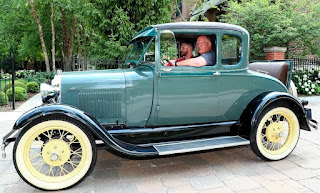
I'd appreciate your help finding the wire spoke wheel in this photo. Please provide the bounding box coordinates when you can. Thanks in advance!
[251,106,300,161]
[14,119,96,190]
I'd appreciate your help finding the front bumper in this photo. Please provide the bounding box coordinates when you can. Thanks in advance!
[1,129,20,159]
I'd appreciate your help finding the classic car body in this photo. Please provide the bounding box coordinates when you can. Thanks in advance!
[2,22,318,190]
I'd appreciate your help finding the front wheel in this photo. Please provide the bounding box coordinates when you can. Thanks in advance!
[250,106,300,161]
[13,118,97,190]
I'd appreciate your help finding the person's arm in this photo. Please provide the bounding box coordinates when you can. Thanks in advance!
[175,56,207,67]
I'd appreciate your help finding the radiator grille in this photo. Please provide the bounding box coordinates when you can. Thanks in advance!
[79,92,121,119]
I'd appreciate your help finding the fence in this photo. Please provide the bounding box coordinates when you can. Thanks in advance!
[0,55,15,110]
[292,58,320,72]
[72,56,126,71]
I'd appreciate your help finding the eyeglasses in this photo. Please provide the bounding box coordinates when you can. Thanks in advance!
[196,42,209,46]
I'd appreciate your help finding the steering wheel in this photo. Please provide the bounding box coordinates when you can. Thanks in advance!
[125,59,138,66]
[162,59,174,66]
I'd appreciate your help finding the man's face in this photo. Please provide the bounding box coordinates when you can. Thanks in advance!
[196,36,211,55]
[180,43,189,56]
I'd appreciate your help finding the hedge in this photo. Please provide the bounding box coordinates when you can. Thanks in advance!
[6,87,27,101]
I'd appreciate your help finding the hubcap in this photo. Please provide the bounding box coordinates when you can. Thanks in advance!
[42,139,71,167]
[266,122,284,143]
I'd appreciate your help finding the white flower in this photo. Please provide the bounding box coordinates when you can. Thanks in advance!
[305,88,309,92]
[309,91,312,95]
[312,84,315,88]
[299,82,302,85]
[311,89,315,92]
[302,86,305,88]
[308,80,311,83]
[304,82,308,86]
[303,74,308,78]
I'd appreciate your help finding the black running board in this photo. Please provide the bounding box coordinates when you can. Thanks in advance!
[153,136,249,155]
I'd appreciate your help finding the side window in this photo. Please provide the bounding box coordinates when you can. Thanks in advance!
[160,30,178,62]
[144,40,155,62]
[222,35,241,66]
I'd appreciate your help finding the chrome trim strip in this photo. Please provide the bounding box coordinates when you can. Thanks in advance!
[109,121,238,134]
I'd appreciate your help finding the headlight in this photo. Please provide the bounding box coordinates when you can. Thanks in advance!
[40,80,61,104]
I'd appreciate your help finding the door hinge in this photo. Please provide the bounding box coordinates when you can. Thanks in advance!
[156,105,160,111]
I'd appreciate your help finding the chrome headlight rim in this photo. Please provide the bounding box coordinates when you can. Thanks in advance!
[40,83,60,104]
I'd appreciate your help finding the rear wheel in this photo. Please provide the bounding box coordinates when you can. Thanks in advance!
[250,106,300,161]
[13,118,97,190]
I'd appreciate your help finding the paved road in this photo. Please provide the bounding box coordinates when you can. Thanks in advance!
[0,94,320,193]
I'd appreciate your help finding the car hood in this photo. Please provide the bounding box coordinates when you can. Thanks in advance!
[61,69,126,123]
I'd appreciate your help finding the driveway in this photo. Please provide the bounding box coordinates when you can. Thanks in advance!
[0,95,320,193]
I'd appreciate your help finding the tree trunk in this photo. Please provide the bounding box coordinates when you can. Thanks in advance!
[29,0,50,72]
[50,0,56,72]
[60,7,76,71]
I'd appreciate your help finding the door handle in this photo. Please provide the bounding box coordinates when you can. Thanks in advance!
[213,71,220,76]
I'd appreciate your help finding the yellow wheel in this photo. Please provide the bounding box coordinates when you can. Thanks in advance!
[13,118,97,190]
[251,106,300,161]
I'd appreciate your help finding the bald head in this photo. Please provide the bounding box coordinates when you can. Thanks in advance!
[196,36,212,55]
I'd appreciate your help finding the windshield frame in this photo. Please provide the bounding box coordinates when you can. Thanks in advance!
[124,37,155,66]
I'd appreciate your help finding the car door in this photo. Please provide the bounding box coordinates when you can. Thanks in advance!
[156,67,219,126]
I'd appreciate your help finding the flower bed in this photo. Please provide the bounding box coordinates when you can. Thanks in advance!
[292,69,320,95]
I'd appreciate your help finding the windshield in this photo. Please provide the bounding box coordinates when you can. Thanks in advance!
[125,37,155,65]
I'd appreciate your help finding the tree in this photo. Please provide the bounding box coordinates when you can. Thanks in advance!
[51,0,56,72]
[78,0,172,59]
[219,0,320,59]
[0,0,174,71]
[28,0,50,72]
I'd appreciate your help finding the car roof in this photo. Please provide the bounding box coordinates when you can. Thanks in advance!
[153,22,247,33]
[132,22,248,42]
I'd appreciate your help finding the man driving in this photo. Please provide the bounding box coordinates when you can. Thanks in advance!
[176,42,194,62]
[166,35,216,67]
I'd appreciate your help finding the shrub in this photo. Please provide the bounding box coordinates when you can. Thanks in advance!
[16,79,26,84]
[24,72,47,85]
[26,81,40,93]
[3,81,27,92]
[6,87,27,101]
[38,72,55,82]
[16,70,36,79]
[0,73,11,79]
[0,91,8,106]
[292,69,320,95]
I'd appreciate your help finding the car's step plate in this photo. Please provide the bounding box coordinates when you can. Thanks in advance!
[154,136,249,155]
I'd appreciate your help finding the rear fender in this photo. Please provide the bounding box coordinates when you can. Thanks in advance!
[240,91,311,137]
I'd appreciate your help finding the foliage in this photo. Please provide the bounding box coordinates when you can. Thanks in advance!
[16,70,36,79]
[24,73,46,85]
[6,87,28,101]
[0,73,11,80]
[37,71,55,82]
[220,0,320,60]
[26,81,40,93]
[292,69,320,95]
[16,79,27,84]
[0,0,173,70]
[0,91,8,106]
[4,81,27,92]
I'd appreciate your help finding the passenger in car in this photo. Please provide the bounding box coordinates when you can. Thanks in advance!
[166,35,216,67]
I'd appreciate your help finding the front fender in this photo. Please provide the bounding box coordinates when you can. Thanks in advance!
[240,91,312,137]
[6,104,157,157]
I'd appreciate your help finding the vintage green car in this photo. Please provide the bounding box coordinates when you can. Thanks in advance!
[2,22,317,190]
